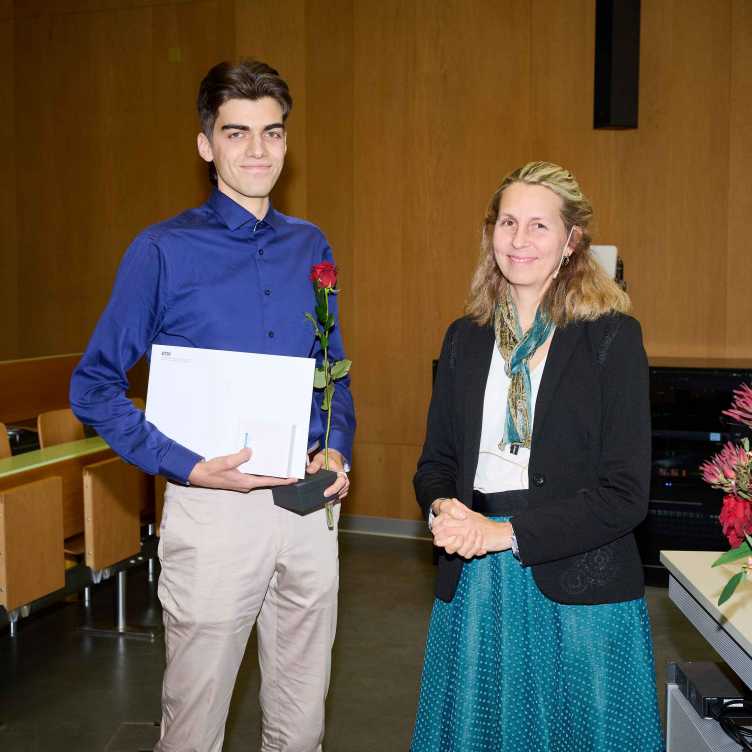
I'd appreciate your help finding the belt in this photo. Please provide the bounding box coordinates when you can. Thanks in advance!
[472,489,529,517]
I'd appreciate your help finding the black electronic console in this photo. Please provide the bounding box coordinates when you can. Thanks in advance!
[637,360,752,586]
[668,661,750,720]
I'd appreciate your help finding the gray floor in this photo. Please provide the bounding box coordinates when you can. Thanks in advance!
[0,532,719,751]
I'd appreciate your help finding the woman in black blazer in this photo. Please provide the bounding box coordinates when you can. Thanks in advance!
[410,162,664,752]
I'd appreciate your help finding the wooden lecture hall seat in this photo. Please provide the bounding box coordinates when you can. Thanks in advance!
[0,422,11,459]
[83,457,149,572]
[37,408,86,449]
[0,477,65,616]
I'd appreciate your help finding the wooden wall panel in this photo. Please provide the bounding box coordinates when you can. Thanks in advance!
[13,0,233,359]
[725,0,752,359]
[346,0,416,517]
[528,0,621,235]
[234,0,308,217]
[343,0,532,518]
[593,0,673,351]
[407,0,532,443]
[350,0,532,445]
[626,0,730,357]
[350,0,416,453]
[304,0,354,336]
[0,3,18,359]
[5,0,751,521]
[348,442,422,521]
[528,0,731,359]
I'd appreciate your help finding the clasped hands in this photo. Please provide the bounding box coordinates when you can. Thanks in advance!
[431,498,513,559]
[188,446,349,499]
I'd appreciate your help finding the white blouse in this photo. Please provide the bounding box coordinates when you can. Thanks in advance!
[473,346,547,494]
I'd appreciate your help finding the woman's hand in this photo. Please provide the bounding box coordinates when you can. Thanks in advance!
[432,498,513,559]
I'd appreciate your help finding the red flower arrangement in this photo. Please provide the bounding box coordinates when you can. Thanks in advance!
[719,494,752,549]
[701,384,752,604]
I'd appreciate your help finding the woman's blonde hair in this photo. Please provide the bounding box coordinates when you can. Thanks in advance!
[466,161,630,327]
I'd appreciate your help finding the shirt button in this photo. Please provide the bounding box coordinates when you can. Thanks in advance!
[264,289,271,296]
[532,473,545,487]
[268,330,274,338]
[258,248,264,256]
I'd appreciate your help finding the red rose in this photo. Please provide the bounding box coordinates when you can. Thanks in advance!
[719,493,752,548]
[310,261,337,290]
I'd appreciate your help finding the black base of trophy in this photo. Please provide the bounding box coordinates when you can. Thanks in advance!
[272,470,338,515]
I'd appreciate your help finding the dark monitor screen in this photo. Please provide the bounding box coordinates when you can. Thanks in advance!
[650,366,752,506]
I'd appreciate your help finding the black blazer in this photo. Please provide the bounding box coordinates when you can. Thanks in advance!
[414,313,651,605]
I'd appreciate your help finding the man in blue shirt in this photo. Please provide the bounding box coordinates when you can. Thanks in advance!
[70,60,355,752]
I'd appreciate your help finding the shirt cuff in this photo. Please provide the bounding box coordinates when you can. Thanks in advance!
[510,529,520,559]
[427,497,452,530]
[158,441,204,485]
[325,432,353,469]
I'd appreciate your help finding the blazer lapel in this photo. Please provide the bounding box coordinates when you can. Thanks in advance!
[462,323,495,505]
[532,322,583,442]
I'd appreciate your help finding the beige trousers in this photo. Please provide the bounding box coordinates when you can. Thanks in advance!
[154,483,339,752]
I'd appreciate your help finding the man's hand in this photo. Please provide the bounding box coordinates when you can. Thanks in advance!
[307,447,350,500]
[187,448,297,492]
[432,499,513,559]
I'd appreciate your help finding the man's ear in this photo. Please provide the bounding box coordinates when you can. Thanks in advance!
[197,132,213,163]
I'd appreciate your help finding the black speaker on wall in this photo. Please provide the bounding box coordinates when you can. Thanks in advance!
[594,0,641,129]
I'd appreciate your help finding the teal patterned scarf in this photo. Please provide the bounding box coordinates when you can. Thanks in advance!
[494,291,554,450]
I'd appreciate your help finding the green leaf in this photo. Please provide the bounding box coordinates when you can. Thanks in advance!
[713,540,752,566]
[315,304,327,325]
[718,571,745,606]
[330,359,352,380]
[305,312,321,335]
[322,383,335,411]
[313,367,327,389]
[327,314,335,329]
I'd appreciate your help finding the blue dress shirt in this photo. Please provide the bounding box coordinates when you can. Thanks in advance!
[70,189,356,483]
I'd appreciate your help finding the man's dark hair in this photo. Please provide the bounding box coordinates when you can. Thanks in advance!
[197,60,293,138]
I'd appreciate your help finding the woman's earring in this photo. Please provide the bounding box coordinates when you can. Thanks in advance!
[563,255,571,267]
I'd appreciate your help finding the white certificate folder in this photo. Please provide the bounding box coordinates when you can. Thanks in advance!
[145,345,315,479]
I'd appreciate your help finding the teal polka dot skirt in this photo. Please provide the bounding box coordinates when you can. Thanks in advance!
[411,529,665,751]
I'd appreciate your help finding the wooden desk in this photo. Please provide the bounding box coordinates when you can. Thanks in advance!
[661,550,752,751]
[0,438,113,539]
[661,550,752,672]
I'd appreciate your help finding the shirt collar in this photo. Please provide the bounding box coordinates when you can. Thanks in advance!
[208,188,284,232]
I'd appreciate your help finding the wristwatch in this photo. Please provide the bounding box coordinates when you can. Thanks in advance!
[510,530,520,559]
